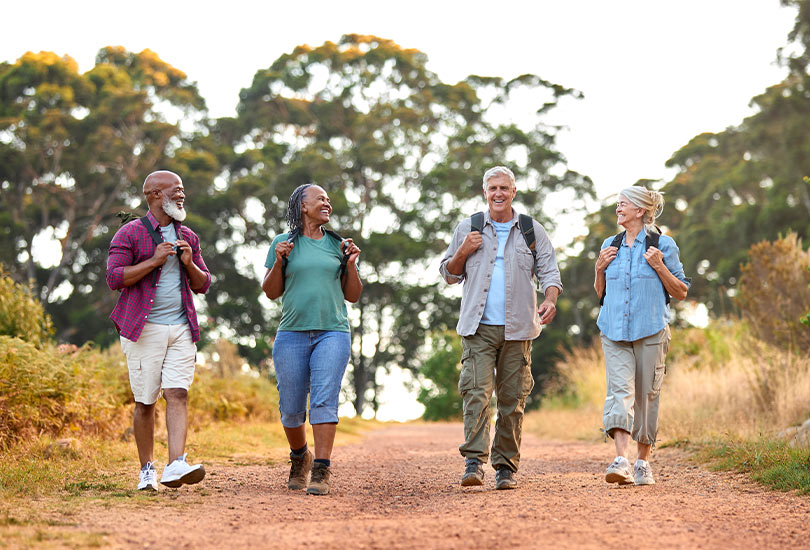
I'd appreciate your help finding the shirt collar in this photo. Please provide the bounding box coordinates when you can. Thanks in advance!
[146,210,180,231]
[484,209,518,227]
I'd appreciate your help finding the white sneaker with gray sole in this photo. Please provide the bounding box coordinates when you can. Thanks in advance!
[634,461,655,485]
[605,456,634,485]
[160,454,205,488]
[137,461,158,491]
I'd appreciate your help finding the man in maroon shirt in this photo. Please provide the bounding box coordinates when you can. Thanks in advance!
[107,170,211,491]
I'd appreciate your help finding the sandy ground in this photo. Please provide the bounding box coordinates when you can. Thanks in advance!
[46,423,810,549]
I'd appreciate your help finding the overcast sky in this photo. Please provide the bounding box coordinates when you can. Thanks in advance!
[3,1,797,202]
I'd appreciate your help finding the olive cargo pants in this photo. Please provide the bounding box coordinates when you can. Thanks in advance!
[458,324,534,472]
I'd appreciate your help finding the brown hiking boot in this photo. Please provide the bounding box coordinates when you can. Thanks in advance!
[287,449,313,490]
[306,462,332,495]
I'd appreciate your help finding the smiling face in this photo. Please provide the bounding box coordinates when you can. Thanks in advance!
[484,174,517,222]
[145,171,186,222]
[616,195,644,229]
[300,185,332,225]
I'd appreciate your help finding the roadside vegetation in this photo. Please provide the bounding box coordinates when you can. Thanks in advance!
[527,233,810,493]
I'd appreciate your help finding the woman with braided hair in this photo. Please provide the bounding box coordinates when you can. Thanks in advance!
[593,186,690,486]
[262,183,362,495]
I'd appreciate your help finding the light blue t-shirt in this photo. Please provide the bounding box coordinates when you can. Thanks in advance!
[480,220,512,326]
[148,224,187,325]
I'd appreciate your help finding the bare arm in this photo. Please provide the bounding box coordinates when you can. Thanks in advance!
[340,239,363,303]
[262,241,294,300]
[645,246,689,301]
[594,246,618,297]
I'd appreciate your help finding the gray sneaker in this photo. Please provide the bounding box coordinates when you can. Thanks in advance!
[605,457,634,485]
[495,467,517,490]
[634,461,655,485]
[461,458,484,486]
[288,449,313,490]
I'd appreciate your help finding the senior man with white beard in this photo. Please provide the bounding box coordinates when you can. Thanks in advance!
[107,170,211,491]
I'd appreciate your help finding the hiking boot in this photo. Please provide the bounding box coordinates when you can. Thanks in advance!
[288,449,314,490]
[137,461,158,491]
[605,456,634,485]
[634,461,656,486]
[306,462,332,495]
[461,458,484,486]
[495,467,517,490]
[160,454,206,488]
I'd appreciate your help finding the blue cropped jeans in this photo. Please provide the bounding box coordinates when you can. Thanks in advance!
[272,330,351,427]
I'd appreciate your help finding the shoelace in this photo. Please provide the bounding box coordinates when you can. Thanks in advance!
[465,462,481,474]
[636,464,651,477]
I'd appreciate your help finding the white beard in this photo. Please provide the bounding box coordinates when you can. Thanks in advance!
[162,196,187,222]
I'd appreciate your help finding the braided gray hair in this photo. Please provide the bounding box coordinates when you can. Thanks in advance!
[286,184,312,233]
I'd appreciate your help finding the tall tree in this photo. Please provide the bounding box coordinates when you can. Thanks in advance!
[0,48,222,345]
[223,35,593,415]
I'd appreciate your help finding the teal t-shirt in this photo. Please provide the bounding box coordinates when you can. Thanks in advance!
[265,232,350,332]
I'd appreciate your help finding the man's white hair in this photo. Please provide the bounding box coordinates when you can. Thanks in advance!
[482,166,515,190]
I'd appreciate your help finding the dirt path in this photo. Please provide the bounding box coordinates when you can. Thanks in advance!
[63,423,808,549]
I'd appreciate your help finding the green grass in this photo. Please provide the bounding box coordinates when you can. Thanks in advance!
[699,438,810,494]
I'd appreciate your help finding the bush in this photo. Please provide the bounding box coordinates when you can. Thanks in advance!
[0,266,53,347]
[738,232,810,352]
[417,332,463,421]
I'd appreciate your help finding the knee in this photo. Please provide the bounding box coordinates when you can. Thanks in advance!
[163,388,188,404]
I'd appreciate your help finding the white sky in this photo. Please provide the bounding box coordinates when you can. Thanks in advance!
[3,0,797,420]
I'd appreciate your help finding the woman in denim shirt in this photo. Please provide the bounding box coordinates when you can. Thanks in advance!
[593,186,690,486]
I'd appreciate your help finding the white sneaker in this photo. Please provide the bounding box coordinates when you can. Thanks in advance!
[160,454,206,488]
[605,456,634,485]
[634,460,655,485]
[137,462,158,491]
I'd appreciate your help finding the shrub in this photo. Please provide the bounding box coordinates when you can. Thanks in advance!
[417,332,463,421]
[737,232,810,352]
[0,266,54,347]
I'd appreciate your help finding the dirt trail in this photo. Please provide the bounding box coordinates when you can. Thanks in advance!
[64,423,808,549]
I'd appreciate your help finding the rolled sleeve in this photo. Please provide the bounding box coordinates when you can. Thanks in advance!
[532,221,563,295]
[439,222,467,285]
[661,236,690,288]
[106,231,133,291]
[188,232,211,294]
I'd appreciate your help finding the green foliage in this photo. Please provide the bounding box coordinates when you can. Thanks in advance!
[224,34,594,414]
[417,333,463,421]
[701,438,810,494]
[737,232,810,351]
[0,337,128,448]
[190,374,278,423]
[0,266,53,346]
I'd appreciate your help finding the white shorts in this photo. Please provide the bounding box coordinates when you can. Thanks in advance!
[120,323,197,405]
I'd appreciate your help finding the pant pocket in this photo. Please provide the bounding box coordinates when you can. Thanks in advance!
[521,353,534,398]
[458,348,475,394]
[651,362,666,393]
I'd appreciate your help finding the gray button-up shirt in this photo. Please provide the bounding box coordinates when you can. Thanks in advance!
[439,209,563,341]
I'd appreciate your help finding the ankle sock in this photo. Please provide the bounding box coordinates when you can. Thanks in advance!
[314,458,331,468]
[291,443,308,456]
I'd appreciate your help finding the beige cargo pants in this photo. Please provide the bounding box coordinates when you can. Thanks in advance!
[458,324,534,472]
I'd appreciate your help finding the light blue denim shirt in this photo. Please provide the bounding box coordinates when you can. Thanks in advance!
[596,229,690,342]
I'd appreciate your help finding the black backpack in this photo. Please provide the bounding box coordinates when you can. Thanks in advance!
[281,228,350,283]
[470,211,537,268]
[599,229,669,306]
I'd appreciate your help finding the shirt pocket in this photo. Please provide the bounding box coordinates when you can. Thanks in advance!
[638,258,659,279]
[516,250,534,271]
[605,261,620,280]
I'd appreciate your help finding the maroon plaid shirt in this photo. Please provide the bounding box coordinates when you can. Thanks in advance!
[106,211,211,342]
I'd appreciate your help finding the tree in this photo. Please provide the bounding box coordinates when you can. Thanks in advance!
[221,35,594,415]
[0,48,210,345]
[417,332,463,421]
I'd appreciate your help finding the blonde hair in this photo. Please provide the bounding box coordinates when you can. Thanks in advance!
[620,186,665,228]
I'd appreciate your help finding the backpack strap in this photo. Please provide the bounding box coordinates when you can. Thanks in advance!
[645,229,670,305]
[599,231,626,306]
[518,214,537,263]
[140,217,163,287]
[470,211,484,234]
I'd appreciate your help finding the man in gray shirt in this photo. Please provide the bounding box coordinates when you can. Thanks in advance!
[439,166,562,490]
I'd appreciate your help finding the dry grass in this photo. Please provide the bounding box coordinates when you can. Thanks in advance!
[527,321,810,444]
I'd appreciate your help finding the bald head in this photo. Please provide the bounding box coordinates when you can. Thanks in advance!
[143,170,182,196]
[144,170,186,222]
